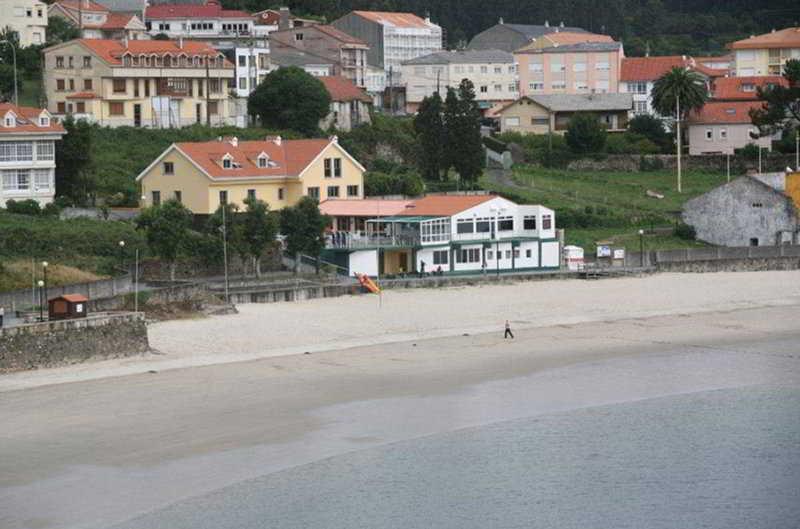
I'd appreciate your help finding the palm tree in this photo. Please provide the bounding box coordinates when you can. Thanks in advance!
[651,67,708,193]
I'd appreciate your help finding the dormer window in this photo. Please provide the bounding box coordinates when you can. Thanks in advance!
[5,116,14,127]
[222,153,234,169]
[39,116,49,127]
[742,83,755,92]
[257,152,269,168]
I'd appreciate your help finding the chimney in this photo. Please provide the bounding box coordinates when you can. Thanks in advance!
[330,135,338,143]
[424,10,431,24]
[230,137,238,147]
[544,20,549,27]
[178,36,183,49]
[499,17,504,25]
[266,135,282,146]
[278,7,291,30]
[122,35,128,48]
[217,136,222,142]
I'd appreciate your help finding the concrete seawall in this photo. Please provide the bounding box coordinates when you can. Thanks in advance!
[0,313,149,373]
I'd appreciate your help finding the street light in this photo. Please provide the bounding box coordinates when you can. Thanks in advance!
[37,280,45,322]
[638,229,645,267]
[490,205,506,277]
[0,40,18,106]
[118,240,126,272]
[41,261,49,318]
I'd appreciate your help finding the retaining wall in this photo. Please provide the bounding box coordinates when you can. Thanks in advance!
[0,312,149,372]
[0,274,132,312]
[565,153,797,173]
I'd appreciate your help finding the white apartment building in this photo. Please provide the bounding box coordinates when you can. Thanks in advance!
[332,11,442,86]
[402,49,517,113]
[729,27,800,76]
[143,1,258,49]
[233,47,272,97]
[618,56,690,116]
[0,104,65,207]
[0,0,47,47]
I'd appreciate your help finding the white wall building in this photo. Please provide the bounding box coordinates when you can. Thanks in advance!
[143,1,258,48]
[0,0,47,46]
[233,46,272,97]
[0,104,65,207]
[321,194,559,277]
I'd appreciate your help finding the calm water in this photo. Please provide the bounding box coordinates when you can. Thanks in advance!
[113,386,800,529]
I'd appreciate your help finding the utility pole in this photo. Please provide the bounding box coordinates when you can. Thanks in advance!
[221,204,230,304]
[205,57,211,126]
[387,66,393,115]
[676,93,682,193]
[726,153,730,183]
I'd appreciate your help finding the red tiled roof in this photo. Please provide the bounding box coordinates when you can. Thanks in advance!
[620,56,688,81]
[320,199,413,217]
[174,138,332,179]
[313,25,368,46]
[0,103,66,135]
[66,91,98,99]
[55,0,108,12]
[145,3,250,20]
[691,62,728,78]
[352,11,433,29]
[82,13,139,30]
[728,27,800,50]
[57,294,89,303]
[319,76,372,103]
[688,101,764,125]
[711,76,788,101]
[75,39,225,65]
[397,195,495,216]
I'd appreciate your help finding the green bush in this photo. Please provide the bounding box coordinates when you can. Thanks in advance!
[338,114,418,168]
[482,136,507,153]
[628,114,670,152]
[364,170,425,197]
[674,222,697,240]
[5,199,42,216]
[734,143,760,160]
[496,132,574,168]
[565,113,607,155]
[606,132,660,155]
[42,202,62,217]
[639,156,665,171]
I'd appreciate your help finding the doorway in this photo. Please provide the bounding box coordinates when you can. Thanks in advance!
[133,104,142,127]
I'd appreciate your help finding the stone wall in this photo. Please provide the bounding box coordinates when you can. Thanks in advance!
[0,274,132,312]
[656,257,800,273]
[565,153,797,173]
[0,313,149,372]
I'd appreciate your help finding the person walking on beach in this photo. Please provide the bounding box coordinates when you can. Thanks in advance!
[504,320,514,339]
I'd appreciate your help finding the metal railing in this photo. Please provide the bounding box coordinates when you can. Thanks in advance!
[326,232,420,249]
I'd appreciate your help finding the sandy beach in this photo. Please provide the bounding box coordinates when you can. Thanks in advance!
[2,270,800,392]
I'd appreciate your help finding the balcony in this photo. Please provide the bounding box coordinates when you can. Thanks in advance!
[326,231,420,249]
[156,79,191,97]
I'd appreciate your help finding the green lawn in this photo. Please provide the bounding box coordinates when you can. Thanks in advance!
[481,165,727,252]
[18,78,42,107]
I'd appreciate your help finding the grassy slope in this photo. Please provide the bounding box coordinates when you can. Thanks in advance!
[482,166,726,251]
[0,260,104,292]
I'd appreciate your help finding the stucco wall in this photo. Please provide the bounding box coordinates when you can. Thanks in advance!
[688,123,771,155]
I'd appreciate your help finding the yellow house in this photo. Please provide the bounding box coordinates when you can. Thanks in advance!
[728,27,800,76]
[136,135,365,214]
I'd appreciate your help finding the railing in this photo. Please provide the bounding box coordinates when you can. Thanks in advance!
[326,232,420,249]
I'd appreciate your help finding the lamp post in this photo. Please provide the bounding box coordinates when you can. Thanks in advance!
[638,229,645,267]
[41,261,49,318]
[758,145,763,174]
[118,240,126,272]
[37,280,44,322]
[0,39,18,106]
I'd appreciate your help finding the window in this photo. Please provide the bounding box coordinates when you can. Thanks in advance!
[529,63,543,72]
[247,189,256,201]
[208,101,218,115]
[278,188,285,200]
[57,102,66,114]
[498,216,513,231]
[494,66,502,74]
[432,250,448,265]
[334,158,342,177]
[36,141,54,160]
[494,84,502,92]
[504,117,520,127]
[738,50,755,61]
[420,218,450,243]
[113,79,126,93]
[523,215,536,230]
[69,79,75,91]
[34,169,49,190]
[532,117,549,126]
[239,77,247,90]
[307,186,320,199]
[480,66,488,73]
[456,219,474,234]
[550,62,564,73]
[0,142,33,162]
[486,250,493,260]
[56,79,65,91]
[83,56,91,68]
[174,190,182,203]
[347,185,359,197]
[163,162,174,175]
[238,55,246,67]
[749,237,759,246]
[526,249,532,258]
[529,82,544,91]
[542,214,552,229]
[145,80,150,97]
[56,56,64,68]
[514,249,520,259]
[705,129,713,140]
[480,85,488,93]
[573,62,586,72]
[475,218,491,233]
[37,116,49,128]
[574,81,588,91]
[509,83,517,92]
[1,169,31,190]
[634,100,648,114]
[134,81,139,98]
[295,33,304,41]
[109,102,124,116]
[596,61,610,70]
[152,190,161,206]
[719,129,728,140]
[505,250,511,259]
[84,79,93,90]
[456,248,481,263]
[219,190,228,205]
[327,185,339,198]
[257,155,267,168]
[551,81,566,90]
[595,80,610,92]
[324,158,332,177]
[414,66,426,75]
[223,157,232,169]
[630,82,647,94]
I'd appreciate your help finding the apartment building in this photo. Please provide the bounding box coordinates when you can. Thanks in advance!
[686,101,771,155]
[136,135,365,214]
[0,103,65,207]
[619,56,691,116]
[143,1,258,48]
[401,49,517,113]
[43,38,234,128]
[729,27,800,76]
[332,11,442,86]
[0,1,47,46]
[319,194,559,277]
[710,75,787,101]
[48,0,148,41]
[515,31,623,97]
[468,19,587,53]
[232,46,272,97]
[270,25,369,88]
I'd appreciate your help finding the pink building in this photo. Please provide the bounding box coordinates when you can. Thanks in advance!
[514,31,623,97]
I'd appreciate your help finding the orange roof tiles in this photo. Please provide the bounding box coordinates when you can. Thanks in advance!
[55,0,108,12]
[352,11,433,29]
[688,101,764,125]
[57,294,89,303]
[397,195,496,217]
[318,76,372,103]
[175,138,332,179]
[0,103,66,135]
[728,27,800,50]
[620,56,689,81]
[145,3,250,19]
[711,76,787,101]
[82,13,139,30]
[76,39,225,65]
[313,25,368,46]
[320,199,413,217]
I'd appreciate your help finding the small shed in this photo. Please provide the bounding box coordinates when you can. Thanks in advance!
[48,294,89,321]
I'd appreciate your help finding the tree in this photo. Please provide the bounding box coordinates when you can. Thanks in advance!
[628,114,669,152]
[208,202,248,275]
[565,113,607,154]
[442,80,484,187]
[0,64,14,102]
[751,59,800,136]
[46,17,80,45]
[651,66,708,192]
[248,66,331,136]
[413,92,445,180]
[136,199,193,281]
[55,116,96,205]
[280,197,329,275]
[442,87,460,177]
[364,170,425,196]
[241,197,278,277]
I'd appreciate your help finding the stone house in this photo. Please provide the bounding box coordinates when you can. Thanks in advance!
[318,76,372,132]
[682,175,799,247]
[497,93,632,135]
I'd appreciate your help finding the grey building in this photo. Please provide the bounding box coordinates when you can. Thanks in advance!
[682,176,799,247]
[468,20,587,53]
[94,0,147,15]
